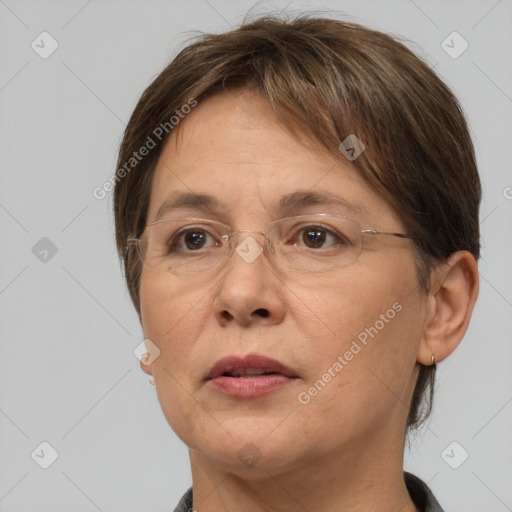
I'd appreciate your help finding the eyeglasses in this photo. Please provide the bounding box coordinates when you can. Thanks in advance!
[126,214,414,275]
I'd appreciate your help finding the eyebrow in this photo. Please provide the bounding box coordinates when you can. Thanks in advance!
[153,190,368,221]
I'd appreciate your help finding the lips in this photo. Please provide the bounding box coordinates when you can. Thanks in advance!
[206,353,298,380]
[206,353,299,398]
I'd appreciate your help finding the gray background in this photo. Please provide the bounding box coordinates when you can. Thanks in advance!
[0,0,511,511]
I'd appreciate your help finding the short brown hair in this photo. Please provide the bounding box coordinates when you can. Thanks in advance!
[113,14,481,430]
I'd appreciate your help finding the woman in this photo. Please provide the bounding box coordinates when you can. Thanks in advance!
[114,14,479,512]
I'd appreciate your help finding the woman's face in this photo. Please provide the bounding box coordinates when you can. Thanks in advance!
[139,88,428,475]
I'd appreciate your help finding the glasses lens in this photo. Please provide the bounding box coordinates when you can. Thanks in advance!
[138,219,229,274]
[271,214,363,272]
[135,214,363,275]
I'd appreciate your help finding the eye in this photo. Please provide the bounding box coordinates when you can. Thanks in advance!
[292,225,349,250]
[169,227,221,252]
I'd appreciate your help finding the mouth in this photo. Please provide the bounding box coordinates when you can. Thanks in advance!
[220,369,281,378]
[206,353,299,398]
[206,353,298,380]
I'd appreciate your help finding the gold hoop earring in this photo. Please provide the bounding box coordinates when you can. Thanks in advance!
[431,354,436,366]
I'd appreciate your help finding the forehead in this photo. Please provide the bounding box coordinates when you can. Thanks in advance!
[147,89,399,227]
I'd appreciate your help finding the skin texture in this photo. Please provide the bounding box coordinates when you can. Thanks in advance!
[137,88,479,512]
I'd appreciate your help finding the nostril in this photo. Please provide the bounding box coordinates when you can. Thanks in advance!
[253,308,270,318]
[221,310,233,321]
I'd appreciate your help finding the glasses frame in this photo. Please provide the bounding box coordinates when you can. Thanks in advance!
[126,213,415,275]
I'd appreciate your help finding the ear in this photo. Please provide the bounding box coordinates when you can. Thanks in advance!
[417,251,479,365]
[140,358,153,376]
[138,316,154,377]
[138,341,155,377]
[137,306,153,376]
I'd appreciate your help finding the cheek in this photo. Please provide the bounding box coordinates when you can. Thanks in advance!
[288,265,408,348]
[138,272,211,394]
[301,331,416,445]
[292,258,424,409]
[139,272,207,341]
[139,272,210,441]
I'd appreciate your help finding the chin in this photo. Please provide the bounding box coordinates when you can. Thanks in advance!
[186,418,310,473]
[193,440,301,477]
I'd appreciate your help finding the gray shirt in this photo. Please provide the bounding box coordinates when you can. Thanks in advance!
[172,471,444,511]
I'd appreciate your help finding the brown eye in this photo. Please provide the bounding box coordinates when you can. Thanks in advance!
[302,228,327,248]
[183,230,207,250]
[292,224,348,250]
[168,228,220,253]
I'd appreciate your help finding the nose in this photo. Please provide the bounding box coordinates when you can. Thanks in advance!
[213,231,286,328]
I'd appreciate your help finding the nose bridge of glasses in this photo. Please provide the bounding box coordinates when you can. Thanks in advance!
[223,229,274,253]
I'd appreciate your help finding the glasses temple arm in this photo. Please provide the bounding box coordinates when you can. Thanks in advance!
[361,230,415,240]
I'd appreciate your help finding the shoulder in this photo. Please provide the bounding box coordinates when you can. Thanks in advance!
[172,486,193,512]
[404,472,445,512]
